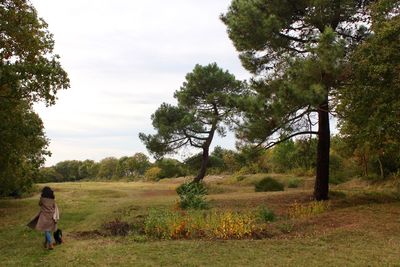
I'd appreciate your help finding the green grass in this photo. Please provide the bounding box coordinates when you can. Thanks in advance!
[1,178,400,266]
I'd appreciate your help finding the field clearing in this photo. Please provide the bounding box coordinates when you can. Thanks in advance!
[1,176,400,266]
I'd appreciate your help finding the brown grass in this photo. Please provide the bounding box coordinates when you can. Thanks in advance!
[2,177,400,266]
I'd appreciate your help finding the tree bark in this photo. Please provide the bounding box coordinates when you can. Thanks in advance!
[362,153,368,176]
[193,123,217,183]
[193,146,210,183]
[314,99,330,200]
[378,157,384,179]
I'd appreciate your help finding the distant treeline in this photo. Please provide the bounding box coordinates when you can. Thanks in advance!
[36,136,400,184]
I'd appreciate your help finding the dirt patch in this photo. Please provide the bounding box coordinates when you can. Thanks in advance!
[70,230,105,239]
[71,222,136,239]
[102,219,133,236]
[332,191,400,209]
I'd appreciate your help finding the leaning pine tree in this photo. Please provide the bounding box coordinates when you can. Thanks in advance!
[139,63,244,182]
[222,0,376,200]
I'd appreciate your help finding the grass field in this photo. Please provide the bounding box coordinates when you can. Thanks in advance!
[1,175,400,266]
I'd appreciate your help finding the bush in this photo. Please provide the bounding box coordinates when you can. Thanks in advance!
[329,174,347,185]
[257,206,276,222]
[234,174,246,182]
[237,163,261,175]
[288,201,330,219]
[176,182,208,209]
[144,167,162,181]
[277,221,294,233]
[254,177,284,192]
[156,158,185,178]
[144,209,256,239]
[287,178,301,188]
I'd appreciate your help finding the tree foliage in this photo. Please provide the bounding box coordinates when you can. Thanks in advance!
[0,0,69,104]
[337,1,400,177]
[0,100,49,196]
[140,63,244,182]
[222,0,374,200]
[116,153,151,178]
[0,0,69,196]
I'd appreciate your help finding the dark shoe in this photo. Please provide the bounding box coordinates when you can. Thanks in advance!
[47,243,54,250]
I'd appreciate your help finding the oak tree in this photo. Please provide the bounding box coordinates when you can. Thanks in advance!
[0,0,69,195]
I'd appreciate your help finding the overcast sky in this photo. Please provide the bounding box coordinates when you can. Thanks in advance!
[31,0,250,166]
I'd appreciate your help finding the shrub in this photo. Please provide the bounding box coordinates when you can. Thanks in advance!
[144,167,162,181]
[237,163,261,175]
[257,206,276,222]
[210,211,255,239]
[287,178,301,188]
[144,209,256,239]
[255,177,284,192]
[156,158,185,178]
[329,174,347,185]
[176,182,208,209]
[143,209,182,239]
[235,174,246,182]
[278,221,294,233]
[288,201,330,220]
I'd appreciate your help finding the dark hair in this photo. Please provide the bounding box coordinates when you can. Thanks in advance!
[41,186,55,199]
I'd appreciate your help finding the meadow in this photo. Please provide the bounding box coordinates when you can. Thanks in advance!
[1,175,400,266]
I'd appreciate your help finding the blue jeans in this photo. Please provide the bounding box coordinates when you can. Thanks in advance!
[45,231,52,245]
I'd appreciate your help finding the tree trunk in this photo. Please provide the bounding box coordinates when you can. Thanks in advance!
[193,123,217,183]
[314,99,330,200]
[378,157,384,179]
[363,153,368,176]
[193,146,210,183]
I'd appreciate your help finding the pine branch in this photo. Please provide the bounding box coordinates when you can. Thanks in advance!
[262,131,319,149]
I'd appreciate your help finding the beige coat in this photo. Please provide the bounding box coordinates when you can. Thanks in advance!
[27,197,58,232]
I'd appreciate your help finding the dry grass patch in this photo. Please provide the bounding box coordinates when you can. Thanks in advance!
[2,180,400,266]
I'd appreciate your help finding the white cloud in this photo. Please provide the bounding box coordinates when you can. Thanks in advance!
[31,0,248,165]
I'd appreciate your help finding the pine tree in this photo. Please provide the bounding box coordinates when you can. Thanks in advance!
[222,0,374,200]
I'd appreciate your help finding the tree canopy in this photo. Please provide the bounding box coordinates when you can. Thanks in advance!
[222,0,375,200]
[337,1,400,177]
[0,0,70,196]
[139,63,245,181]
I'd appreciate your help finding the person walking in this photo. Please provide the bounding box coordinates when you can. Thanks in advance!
[28,186,59,250]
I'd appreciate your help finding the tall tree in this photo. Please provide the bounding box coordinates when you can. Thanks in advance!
[140,63,244,182]
[0,0,69,195]
[337,0,400,177]
[0,100,49,196]
[97,157,118,179]
[222,0,373,200]
[0,0,69,104]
